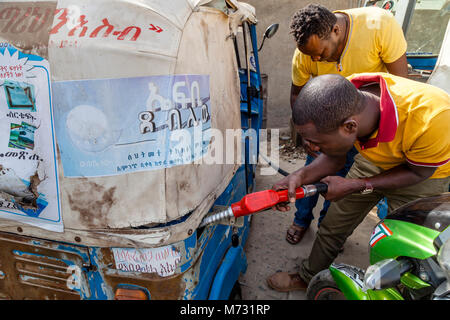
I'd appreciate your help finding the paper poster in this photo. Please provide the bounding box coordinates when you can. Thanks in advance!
[52,74,211,177]
[112,246,182,277]
[0,45,62,232]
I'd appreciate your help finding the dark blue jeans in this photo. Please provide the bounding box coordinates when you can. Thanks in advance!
[293,146,359,228]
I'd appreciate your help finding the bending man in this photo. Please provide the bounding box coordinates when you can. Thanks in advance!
[286,4,408,245]
[267,73,450,291]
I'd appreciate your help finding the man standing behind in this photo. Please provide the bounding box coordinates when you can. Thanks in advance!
[286,4,408,245]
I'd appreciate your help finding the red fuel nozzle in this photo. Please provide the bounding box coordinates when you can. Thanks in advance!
[199,183,327,227]
[230,188,305,217]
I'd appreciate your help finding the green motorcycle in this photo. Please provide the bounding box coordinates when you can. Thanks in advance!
[307,193,450,300]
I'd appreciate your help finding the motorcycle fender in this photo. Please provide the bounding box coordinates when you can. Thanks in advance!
[329,264,371,300]
[330,264,403,300]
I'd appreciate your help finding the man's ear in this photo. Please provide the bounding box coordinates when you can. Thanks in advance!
[342,118,357,134]
[332,23,340,36]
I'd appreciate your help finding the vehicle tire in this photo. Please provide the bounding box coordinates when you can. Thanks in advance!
[306,269,347,300]
[228,281,242,300]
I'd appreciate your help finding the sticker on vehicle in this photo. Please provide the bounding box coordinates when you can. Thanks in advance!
[112,246,182,277]
[369,222,393,247]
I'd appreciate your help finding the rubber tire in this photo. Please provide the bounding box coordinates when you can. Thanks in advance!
[306,269,347,300]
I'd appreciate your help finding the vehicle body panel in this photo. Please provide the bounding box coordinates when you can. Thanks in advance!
[0,0,263,299]
[330,264,404,300]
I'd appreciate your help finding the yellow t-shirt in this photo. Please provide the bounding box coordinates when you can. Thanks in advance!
[349,73,450,179]
[292,7,407,87]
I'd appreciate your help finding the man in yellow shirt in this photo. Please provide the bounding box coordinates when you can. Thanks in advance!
[286,4,408,245]
[267,73,450,292]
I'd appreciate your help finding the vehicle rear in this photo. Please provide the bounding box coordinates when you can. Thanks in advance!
[0,0,262,299]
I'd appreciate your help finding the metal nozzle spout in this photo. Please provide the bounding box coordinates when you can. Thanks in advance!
[198,207,234,228]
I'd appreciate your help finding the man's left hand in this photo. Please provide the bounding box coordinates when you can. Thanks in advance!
[320,176,364,201]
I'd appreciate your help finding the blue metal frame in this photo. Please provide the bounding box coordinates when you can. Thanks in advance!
[239,24,263,193]
[209,245,247,299]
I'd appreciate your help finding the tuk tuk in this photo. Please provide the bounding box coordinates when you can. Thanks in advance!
[0,0,277,300]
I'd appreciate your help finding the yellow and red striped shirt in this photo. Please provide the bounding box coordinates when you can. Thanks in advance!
[349,73,450,179]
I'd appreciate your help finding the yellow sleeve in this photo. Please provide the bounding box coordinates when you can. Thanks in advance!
[404,110,450,167]
[378,13,407,63]
[292,49,312,87]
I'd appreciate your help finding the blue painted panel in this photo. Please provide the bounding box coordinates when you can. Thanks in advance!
[208,245,247,300]
[188,167,251,299]
[406,53,438,70]
[187,224,232,299]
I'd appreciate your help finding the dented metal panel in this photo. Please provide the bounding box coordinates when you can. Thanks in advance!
[0,165,250,300]
[85,223,210,299]
[0,232,89,299]
[0,225,235,299]
[0,167,236,248]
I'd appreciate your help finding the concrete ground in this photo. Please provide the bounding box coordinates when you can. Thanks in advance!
[239,133,380,300]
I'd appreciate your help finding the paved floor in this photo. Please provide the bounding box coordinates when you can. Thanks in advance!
[239,139,380,300]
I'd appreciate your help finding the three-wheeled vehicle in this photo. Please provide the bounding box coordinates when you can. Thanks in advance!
[0,0,277,300]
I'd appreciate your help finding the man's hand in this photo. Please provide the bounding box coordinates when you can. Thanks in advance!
[271,153,347,211]
[320,176,363,201]
[272,171,304,212]
[320,162,438,201]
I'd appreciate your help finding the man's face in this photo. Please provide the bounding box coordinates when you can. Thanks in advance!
[295,122,355,157]
[298,33,340,62]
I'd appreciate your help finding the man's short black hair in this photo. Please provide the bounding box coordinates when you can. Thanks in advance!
[290,3,337,47]
[292,74,363,133]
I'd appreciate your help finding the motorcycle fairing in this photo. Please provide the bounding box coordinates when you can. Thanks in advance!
[385,193,450,232]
